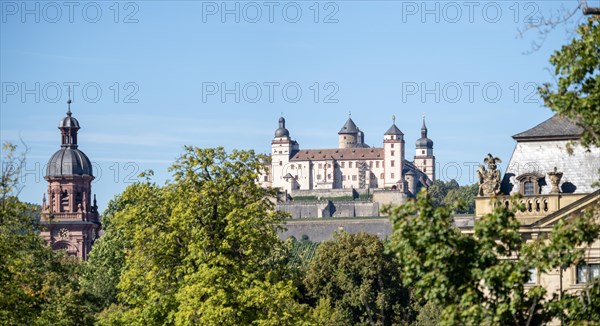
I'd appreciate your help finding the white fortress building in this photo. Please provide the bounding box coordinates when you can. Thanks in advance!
[260,115,435,199]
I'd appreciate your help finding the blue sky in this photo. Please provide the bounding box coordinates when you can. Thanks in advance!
[1,0,595,211]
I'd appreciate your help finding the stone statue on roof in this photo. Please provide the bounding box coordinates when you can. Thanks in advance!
[477,153,502,197]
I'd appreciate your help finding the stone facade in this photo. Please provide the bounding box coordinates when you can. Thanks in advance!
[472,115,600,319]
[279,218,392,242]
[261,115,435,200]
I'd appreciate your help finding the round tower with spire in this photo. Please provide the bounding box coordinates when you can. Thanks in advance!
[338,113,359,149]
[40,96,100,260]
[414,115,435,181]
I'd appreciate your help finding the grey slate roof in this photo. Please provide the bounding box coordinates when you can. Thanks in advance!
[512,115,583,141]
[384,124,404,136]
[290,148,383,161]
[59,115,80,129]
[338,118,359,134]
[46,148,93,177]
[275,116,290,137]
[416,137,433,148]
[500,136,600,195]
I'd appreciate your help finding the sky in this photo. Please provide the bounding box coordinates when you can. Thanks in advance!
[1,0,595,212]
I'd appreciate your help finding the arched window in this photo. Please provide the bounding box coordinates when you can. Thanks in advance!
[517,173,543,196]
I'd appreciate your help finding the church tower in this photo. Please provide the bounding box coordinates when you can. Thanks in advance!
[414,117,435,181]
[40,98,100,260]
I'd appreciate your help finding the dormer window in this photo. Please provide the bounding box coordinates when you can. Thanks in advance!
[524,182,534,195]
[517,173,543,196]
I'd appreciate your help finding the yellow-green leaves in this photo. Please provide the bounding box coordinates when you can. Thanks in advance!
[96,147,303,325]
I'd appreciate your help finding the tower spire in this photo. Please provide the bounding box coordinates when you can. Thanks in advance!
[59,90,80,148]
[67,87,72,116]
[421,113,428,138]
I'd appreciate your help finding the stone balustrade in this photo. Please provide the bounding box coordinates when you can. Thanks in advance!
[475,193,587,224]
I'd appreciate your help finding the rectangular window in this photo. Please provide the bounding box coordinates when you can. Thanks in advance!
[298,165,302,169]
[352,175,357,181]
[391,144,394,148]
[349,162,353,168]
[279,161,282,166]
[328,164,331,169]
[524,182,534,195]
[369,161,373,168]
[341,162,345,168]
[391,150,395,156]
[380,173,384,179]
[376,161,380,168]
[327,174,331,180]
[290,164,295,169]
[576,264,600,284]
[318,163,323,169]
[391,160,395,167]
[317,174,322,180]
[526,267,537,284]
[263,176,268,182]
[422,150,425,154]
[391,173,395,179]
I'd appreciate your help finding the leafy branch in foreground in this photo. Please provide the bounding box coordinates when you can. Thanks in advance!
[387,190,599,325]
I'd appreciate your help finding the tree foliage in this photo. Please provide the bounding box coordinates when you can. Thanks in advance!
[81,193,131,311]
[96,147,306,325]
[387,190,600,325]
[304,232,412,325]
[539,16,600,147]
[0,143,95,325]
[426,179,477,214]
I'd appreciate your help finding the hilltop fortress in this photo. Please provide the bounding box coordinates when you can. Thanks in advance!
[259,115,435,219]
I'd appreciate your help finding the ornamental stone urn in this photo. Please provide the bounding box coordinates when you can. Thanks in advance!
[547,167,563,194]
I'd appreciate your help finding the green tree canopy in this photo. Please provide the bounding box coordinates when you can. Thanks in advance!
[426,179,477,214]
[304,232,412,325]
[0,143,95,325]
[96,147,306,325]
[539,16,600,147]
[387,190,600,325]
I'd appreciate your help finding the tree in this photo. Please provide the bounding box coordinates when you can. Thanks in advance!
[411,301,442,326]
[426,179,477,214]
[442,183,478,214]
[304,232,412,325]
[539,16,600,147]
[81,189,133,311]
[426,180,458,208]
[97,147,306,325]
[386,190,600,325]
[0,143,95,325]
